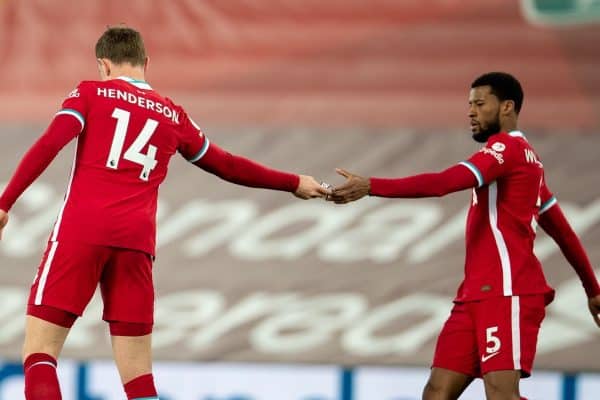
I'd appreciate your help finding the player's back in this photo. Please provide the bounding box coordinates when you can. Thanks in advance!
[53,77,207,255]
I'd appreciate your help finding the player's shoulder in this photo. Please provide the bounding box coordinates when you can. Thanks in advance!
[60,81,103,106]
[485,131,530,152]
[487,131,543,168]
[73,80,103,90]
[162,95,185,113]
[65,80,97,95]
[162,95,198,126]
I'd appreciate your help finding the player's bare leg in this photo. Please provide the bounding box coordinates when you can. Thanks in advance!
[111,333,158,399]
[22,315,70,359]
[22,315,71,399]
[422,367,474,400]
[482,370,521,400]
[111,334,153,383]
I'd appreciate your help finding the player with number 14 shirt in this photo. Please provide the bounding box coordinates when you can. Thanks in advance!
[52,77,215,256]
[0,26,329,400]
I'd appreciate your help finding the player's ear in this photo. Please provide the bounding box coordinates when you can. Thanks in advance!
[143,56,149,74]
[97,58,111,80]
[501,99,515,116]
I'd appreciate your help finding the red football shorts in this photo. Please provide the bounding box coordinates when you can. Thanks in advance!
[28,240,154,325]
[432,295,546,378]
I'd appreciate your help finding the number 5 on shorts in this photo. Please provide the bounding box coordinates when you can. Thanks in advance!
[486,326,501,353]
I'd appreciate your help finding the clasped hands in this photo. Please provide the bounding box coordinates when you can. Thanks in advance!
[294,168,369,204]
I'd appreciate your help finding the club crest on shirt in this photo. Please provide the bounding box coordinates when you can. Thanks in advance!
[491,142,506,152]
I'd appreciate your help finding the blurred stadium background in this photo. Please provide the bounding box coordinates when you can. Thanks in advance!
[1,0,600,399]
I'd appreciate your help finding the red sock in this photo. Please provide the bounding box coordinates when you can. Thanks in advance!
[124,373,158,399]
[23,353,61,400]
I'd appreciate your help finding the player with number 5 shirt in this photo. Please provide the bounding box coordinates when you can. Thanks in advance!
[328,72,600,400]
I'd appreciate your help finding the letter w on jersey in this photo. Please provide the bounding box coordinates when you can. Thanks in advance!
[524,149,542,167]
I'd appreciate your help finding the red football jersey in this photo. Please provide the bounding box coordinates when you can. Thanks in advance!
[456,131,556,302]
[51,77,209,255]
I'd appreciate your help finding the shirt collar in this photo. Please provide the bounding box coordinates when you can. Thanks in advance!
[116,76,153,90]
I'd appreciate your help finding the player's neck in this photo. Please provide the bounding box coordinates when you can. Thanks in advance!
[501,124,518,133]
[109,67,146,82]
[500,117,518,133]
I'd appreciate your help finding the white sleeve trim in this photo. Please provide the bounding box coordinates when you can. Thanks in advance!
[55,109,85,132]
[539,196,557,215]
[188,138,211,163]
[459,161,484,188]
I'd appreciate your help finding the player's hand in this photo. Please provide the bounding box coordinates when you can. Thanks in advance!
[588,295,600,328]
[293,175,331,200]
[0,209,8,240]
[328,168,370,204]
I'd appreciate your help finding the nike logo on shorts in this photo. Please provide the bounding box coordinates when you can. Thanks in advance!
[481,352,500,362]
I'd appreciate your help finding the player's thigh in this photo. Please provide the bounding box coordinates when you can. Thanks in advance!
[423,367,474,400]
[432,302,480,378]
[475,295,545,378]
[28,240,110,318]
[110,334,153,384]
[100,248,154,327]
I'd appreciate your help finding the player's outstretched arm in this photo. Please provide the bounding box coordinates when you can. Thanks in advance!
[0,209,8,240]
[193,143,329,199]
[329,164,478,204]
[538,203,600,327]
[0,116,81,235]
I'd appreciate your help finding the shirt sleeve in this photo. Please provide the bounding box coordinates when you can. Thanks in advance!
[0,115,82,211]
[177,113,210,162]
[538,202,600,298]
[0,84,89,211]
[369,164,478,198]
[538,173,557,215]
[459,137,517,188]
[193,142,299,193]
[55,82,90,133]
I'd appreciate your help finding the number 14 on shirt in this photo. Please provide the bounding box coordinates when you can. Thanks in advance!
[106,107,158,181]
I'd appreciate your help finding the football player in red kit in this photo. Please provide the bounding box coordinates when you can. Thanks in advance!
[328,72,600,400]
[0,27,329,400]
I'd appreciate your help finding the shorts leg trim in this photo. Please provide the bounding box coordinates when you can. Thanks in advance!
[35,241,59,305]
[27,304,77,328]
[109,321,153,336]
